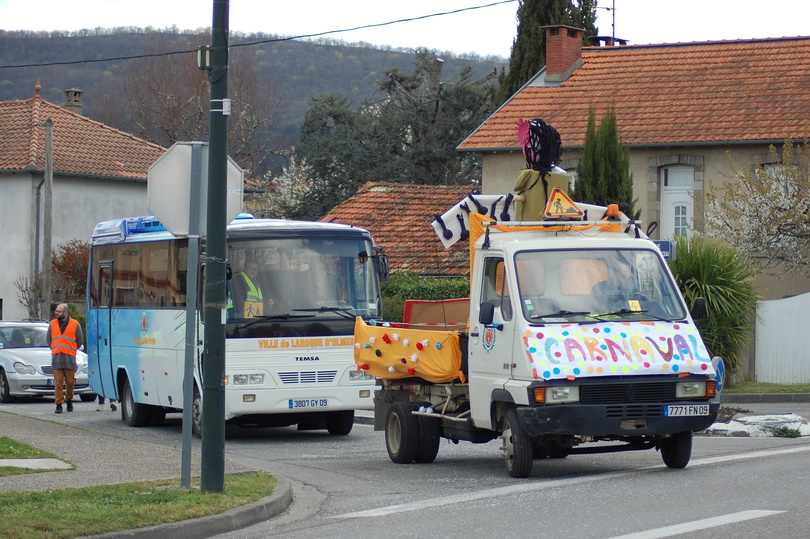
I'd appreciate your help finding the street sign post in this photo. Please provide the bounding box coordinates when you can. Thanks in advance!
[147,141,243,236]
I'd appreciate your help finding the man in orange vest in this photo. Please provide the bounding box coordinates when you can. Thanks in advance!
[47,303,83,413]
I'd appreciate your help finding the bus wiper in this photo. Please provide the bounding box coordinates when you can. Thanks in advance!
[531,310,591,320]
[293,306,355,319]
[591,309,671,321]
[237,313,315,328]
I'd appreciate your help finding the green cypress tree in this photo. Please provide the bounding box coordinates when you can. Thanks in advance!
[572,106,637,217]
[497,0,597,104]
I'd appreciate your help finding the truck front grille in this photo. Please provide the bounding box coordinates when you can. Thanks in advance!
[580,382,676,404]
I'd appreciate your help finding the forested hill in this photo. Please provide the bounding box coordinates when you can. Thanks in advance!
[0,28,507,144]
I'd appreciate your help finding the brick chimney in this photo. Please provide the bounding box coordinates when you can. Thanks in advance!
[543,26,584,83]
[63,88,83,115]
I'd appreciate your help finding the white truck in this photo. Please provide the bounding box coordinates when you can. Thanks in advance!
[355,197,720,477]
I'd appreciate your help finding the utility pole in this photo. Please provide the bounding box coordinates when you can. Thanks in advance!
[201,0,229,493]
[42,118,53,319]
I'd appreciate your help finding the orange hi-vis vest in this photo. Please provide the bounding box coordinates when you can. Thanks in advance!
[50,318,80,356]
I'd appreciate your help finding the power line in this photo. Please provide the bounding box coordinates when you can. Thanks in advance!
[0,0,518,70]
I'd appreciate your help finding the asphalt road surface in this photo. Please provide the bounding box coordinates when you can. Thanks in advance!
[4,398,809,538]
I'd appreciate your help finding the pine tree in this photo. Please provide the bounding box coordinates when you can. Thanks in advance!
[497,0,597,103]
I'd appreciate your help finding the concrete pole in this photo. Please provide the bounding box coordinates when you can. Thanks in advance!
[42,118,53,319]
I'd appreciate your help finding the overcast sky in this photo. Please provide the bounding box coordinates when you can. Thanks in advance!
[1,0,809,58]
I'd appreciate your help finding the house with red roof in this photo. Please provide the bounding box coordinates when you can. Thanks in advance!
[0,84,165,319]
[458,26,810,301]
[321,182,476,277]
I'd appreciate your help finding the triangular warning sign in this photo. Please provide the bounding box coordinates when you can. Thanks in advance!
[544,187,584,219]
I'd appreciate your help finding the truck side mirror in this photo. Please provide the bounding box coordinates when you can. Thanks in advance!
[692,297,707,320]
[479,302,495,325]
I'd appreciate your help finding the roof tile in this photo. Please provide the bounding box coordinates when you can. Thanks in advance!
[460,37,810,150]
[0,93,165,179]
[321,182,477,276]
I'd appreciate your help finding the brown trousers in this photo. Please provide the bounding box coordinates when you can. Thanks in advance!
[53,368,75,404]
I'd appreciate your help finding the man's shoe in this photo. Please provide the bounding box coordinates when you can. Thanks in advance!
[96,404,105,411]
[110,402,117,411]
[66,401,73,412]
[55,404,63,414]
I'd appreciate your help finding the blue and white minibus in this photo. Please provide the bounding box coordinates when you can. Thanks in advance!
[86,215,386,436]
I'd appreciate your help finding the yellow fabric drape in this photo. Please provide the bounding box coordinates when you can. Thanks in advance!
[354,317,465,383]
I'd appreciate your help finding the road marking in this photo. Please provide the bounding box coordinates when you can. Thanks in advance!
[606,510,785,538]
[332,444,810,519]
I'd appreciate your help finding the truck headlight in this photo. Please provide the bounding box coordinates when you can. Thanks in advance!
[676,381,706,398]
[534,385,580,403]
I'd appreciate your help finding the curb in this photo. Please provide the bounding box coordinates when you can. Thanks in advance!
[720,393,810,404]
[85,476,293,539]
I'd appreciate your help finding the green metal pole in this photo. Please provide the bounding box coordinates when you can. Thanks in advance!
[201,0,229,493]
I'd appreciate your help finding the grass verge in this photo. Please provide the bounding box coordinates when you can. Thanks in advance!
[0,471,276,539]
[0,437,60,459]
[723,381,810,394]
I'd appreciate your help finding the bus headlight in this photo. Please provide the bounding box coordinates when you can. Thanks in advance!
[232,374,265,385]
[349,370,375,382]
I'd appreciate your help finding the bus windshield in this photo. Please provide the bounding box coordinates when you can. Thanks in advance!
[226,236,380,337]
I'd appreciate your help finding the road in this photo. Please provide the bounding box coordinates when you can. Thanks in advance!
[4,398,810,538]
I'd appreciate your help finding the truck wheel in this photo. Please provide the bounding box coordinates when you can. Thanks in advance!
[121,377,151,427]
[386,402,419,464]
[502,408,533,478]
[660,431,692,468]
[325,410,354,435]
[414,404,441,464]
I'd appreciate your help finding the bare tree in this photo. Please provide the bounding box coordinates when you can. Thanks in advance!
[93,31,283,179]
[15,274,41,319]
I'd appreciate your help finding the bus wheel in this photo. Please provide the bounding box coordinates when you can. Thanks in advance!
[324,410,354,435]
[191,386,203,438]
[660,431,692,469]
[414,403,440,464]
[121,377,151,427]
[80,393,97,402]
[385,402,418,464]
[502,408,533,478]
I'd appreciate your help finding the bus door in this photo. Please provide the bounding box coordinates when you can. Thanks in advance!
[93,262,117,400]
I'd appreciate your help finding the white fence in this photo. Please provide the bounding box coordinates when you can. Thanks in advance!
[755,292,810,383]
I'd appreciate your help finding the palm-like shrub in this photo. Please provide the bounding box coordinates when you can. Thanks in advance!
[668,236,760,379]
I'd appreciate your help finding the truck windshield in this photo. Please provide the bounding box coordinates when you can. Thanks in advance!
[514,248,687,323]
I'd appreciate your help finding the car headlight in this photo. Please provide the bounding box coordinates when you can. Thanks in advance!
[13,361,36,375]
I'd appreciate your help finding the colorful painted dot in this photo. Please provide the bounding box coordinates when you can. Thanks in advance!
[435,342,442,350]
[529,347,537,354]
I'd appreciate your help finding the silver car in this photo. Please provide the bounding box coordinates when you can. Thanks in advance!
[0,320,95,403]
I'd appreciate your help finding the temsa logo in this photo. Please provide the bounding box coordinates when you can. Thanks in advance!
[295,356,320,361]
